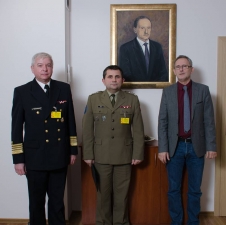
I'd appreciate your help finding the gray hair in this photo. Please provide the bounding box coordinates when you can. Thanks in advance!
[31,52,53,66]
[174,55,193,67]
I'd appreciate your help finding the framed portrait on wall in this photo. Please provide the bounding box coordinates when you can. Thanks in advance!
[110,4,177,89]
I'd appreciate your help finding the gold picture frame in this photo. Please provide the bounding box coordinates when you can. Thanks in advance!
[110,4,177,89]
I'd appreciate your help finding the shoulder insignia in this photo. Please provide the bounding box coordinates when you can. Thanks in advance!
[124,91,137,96]
[90,91,103,96]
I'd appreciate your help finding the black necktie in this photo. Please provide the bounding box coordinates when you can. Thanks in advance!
[44,85,50,97]
[183,86,190,132]
[111,94,115,107]
[143,43,149,71]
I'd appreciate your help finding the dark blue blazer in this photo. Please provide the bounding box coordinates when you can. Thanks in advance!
[119,38,168,82]
[11,79,78,170]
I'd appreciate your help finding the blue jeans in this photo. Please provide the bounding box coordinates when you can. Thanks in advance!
[166,141,204,225]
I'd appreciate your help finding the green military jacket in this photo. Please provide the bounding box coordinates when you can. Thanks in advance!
[82,90,144,164]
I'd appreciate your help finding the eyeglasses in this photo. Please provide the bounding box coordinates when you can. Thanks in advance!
[175,65,192,70]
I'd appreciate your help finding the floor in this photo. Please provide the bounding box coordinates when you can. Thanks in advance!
[1,212,226,225]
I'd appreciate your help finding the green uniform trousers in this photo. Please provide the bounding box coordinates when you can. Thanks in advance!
[95,163,131,225]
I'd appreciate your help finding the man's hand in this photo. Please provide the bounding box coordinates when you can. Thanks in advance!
[14,163,26,175]
[131,159,142,165]
[84,160,94,167]
[158,152,170,164]
[206,151,217,159]
[70,155,77,165]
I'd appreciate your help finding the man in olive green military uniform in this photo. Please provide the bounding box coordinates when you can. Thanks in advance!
[82,65,144,225]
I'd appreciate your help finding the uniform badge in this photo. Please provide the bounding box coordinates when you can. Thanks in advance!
[32,107,42,110]
[121,118,130,124]
[102,116,106,121]
[120,105,131,109]
[58,100,67,104]
[51,111,61,118]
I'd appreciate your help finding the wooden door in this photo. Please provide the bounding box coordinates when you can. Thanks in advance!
[215,36,226,216]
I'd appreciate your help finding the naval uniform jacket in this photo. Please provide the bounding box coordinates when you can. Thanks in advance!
[82,90,144,164]
[11,79,78,170]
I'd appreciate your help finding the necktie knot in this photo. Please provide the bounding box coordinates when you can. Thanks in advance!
[111,94,115,107]
[183,86,187,91]
[44,85,50,97]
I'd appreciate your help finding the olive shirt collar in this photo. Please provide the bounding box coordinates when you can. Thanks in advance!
[107,90,119,102]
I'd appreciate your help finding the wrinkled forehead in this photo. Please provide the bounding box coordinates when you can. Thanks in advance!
[34,56,53,64]
[174,58,190,66]
[137,18,152,27]
[105,69,122,77]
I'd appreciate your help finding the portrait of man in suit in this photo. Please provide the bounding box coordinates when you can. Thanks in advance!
[111,4,177,88]
[119,15,168,82]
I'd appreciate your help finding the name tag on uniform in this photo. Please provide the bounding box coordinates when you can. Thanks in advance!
[51,111,61,118]
[121,118,130,124]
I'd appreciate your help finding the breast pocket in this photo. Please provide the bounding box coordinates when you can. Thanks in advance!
[93,108,108,122]
[55,101,68,115]
[120,109,133,118]
[30,107,43,118]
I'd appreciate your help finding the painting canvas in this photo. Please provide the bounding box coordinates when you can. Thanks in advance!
[111,4,177,88]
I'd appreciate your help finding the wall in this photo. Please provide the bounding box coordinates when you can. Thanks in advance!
[70,0,226,212]
[0,0,67,218]
[1,0,226,219]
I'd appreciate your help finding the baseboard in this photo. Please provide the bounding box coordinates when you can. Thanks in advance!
[200,211,214,216]
[0,218,29,223]
[0,218,69,224]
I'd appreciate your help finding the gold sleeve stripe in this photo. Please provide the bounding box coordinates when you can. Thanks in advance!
[70,136,78,146]
[12,149,24,154]
[12,143,23,154]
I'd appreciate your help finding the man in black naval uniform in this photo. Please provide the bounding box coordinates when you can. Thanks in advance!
[11,52,78,225]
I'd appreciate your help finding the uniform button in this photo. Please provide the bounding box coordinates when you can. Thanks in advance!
[112,119,114,122]
[60,109,62,112]
[58,138,61,141]
[36,111,40,114]
[58,129,60,132]
[45,120,48,123]
[57,119,59,122]
[45,130,48,133]
[112,128,114,130]
[112,136,114,139]
[46,139,49,143]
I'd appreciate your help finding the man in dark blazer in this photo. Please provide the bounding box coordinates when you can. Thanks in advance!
[158,55,217,224]
[119,16,168,82]
[82,65,144,225]
[11,52,78,225]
